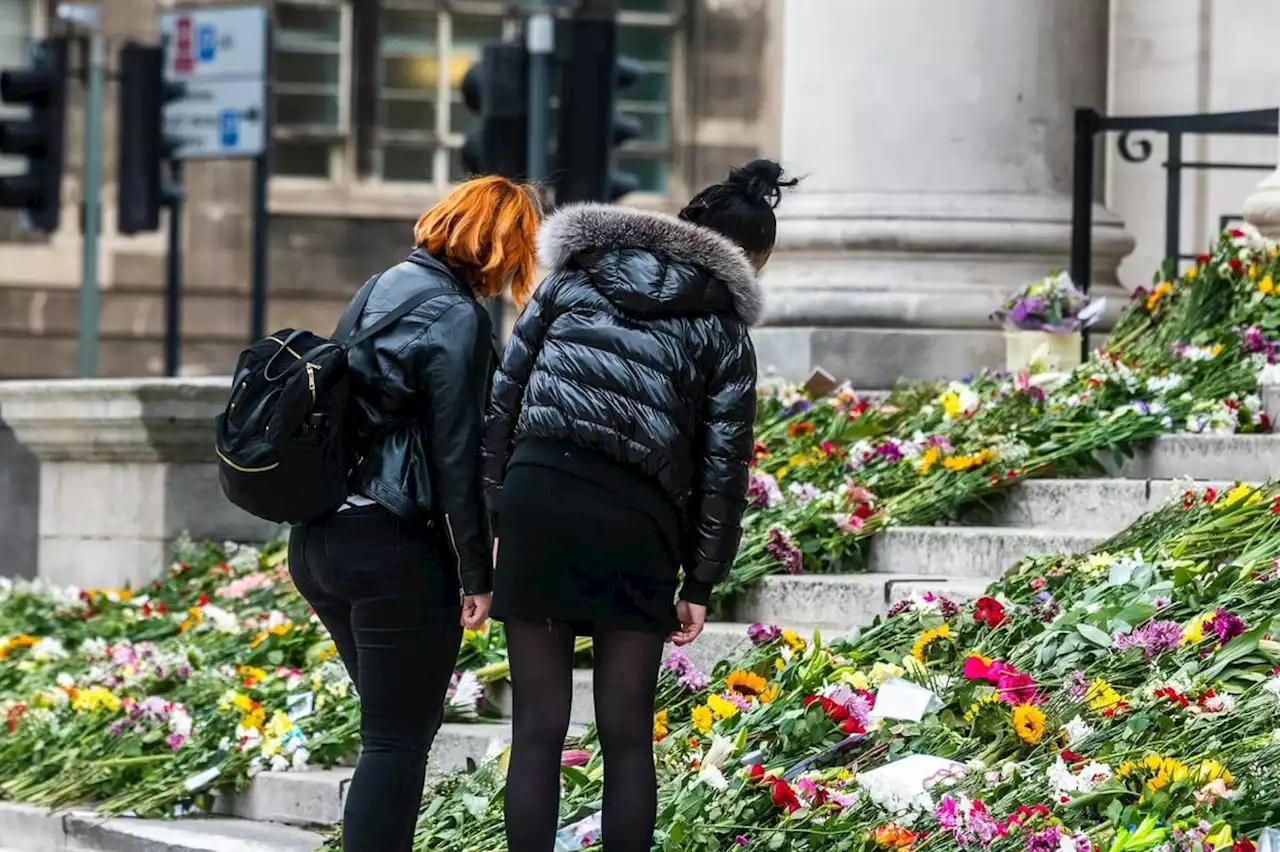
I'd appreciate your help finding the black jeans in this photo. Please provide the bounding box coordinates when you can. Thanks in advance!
[289,504,463,852]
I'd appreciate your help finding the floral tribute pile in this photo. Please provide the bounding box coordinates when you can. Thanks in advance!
[1,224,1279,835]
[0,538,524,814]
[396,479,1280,851]
[717,225,1280,604]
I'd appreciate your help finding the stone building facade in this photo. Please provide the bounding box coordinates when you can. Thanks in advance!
[2,0,1280,382]
[0,0,782,378]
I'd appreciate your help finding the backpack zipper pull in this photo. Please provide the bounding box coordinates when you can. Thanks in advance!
[305,363,321,404]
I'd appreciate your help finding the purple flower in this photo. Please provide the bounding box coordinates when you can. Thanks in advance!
[764,528,803,574]
[723,691,751,712]
[1067,669,1088,700]
[1034,591,1053,604]
[746,473,782,510]
[735,837,749,847]
[747,623,782,646]
[166,733,186,751]
[661,647,708,693]
[1151,596,1171,609]
[1026,826,1064,852]
[1113,620,1183,658]
[874,442,903,463]
[1209,608,1246,644]
[107,719,126,736]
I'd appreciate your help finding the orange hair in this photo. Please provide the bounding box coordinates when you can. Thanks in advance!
[413,175,542,306]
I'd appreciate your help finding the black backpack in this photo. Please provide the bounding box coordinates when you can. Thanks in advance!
[215,272,448,524]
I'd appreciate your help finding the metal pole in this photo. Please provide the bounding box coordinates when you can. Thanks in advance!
[76,34,105,379]
[1164,131,1183,273]
[1069,108,1097,365]
[249,152,270,342]
[164,159,184,377]
[526,2,554,185]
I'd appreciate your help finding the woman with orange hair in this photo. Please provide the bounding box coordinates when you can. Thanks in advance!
[287,175,540,852]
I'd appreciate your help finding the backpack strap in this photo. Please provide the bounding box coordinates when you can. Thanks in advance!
[332,273,383,342]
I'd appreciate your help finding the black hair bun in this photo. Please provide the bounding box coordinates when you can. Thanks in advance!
[725,159,798,209]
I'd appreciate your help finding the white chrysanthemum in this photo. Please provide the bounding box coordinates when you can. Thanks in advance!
[448,671,485,714]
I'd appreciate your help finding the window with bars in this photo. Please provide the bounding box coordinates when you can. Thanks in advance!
[0,0,31,176]
[272,0,676,194]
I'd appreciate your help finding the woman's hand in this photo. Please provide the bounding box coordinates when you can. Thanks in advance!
[669,600,706,646]
[462,593,492,630]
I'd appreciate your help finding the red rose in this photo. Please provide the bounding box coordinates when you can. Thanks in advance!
[1196,253,1211,264]
[747,763,765,781]
[770,779,801,813]
[1204,488,1217,503]
[1234,840,1256,852]
[974,596,1007,628]
[196,593,209,607]
[841,717,865,735]
[1229,229,1246,238]
[1229,259,1244,272]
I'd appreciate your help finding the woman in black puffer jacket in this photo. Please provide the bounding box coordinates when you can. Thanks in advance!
[482,159,795,852]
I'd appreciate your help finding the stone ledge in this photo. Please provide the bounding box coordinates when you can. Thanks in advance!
[0,377,232,463]
[868,526,1106,577]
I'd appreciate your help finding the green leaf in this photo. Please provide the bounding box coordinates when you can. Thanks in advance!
[1106,798,1123,825]
[1077,624,1113,648]
[560,765,590,789]
[1202,624,1268,681]
[1127,713,1151,734]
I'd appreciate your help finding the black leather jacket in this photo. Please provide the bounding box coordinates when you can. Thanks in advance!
[339,250,496,596]
[482,204,759,600]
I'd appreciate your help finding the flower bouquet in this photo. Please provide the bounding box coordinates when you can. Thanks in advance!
[993,271,1104,372]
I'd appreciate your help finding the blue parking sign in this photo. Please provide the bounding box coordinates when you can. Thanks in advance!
[197,25,217,62]
[219,110,240,149]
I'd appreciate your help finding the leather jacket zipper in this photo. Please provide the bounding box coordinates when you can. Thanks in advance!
[443,514,465,588]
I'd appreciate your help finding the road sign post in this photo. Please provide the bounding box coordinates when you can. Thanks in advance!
[157,4,270,348]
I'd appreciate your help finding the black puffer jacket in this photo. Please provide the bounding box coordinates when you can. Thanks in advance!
[482,204,759,598]
[339,250,496,596]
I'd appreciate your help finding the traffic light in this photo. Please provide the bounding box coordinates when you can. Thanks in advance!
[117,42,185,235]
[0,37,69,233]
[459,42,527,179]
[553,10,646,204]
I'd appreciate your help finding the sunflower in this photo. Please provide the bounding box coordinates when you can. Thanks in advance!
[909,623,951,662]
[690,705,713,734]
[725,670,767,699]
[780,630,807,653]
[1011,703,1046,745]
[758,683,782,704]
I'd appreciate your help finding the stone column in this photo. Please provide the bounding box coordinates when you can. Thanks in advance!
[0,379,278,589]
[1242,130,1280,238]
[753,0,1134,387]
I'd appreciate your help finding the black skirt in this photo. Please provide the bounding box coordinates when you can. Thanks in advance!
[491,443,681,636]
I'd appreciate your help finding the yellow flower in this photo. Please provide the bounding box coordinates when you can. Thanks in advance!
[1182,612,1214,645]
[1196,759,1232,786]
[910,623,951,662]
[178,607,204,633]
[841,670,871,691]
[870,662,904,684]
[707,693,740,720]
[1146,280,1173,310]
[1260,275,1275,295]
[1012,703,1046,744]
[316,642,337,662]
[964,694,1000,723]
[0,634,38,660]
[780,630,807,653]
[1186,266,1198,279]
[1224,484,1260,507]
[1084,679,1123,713]
[651,710,669,741]
[774,658,786,673]
[759,683,782,704]
[776,467,789,480]
[917,446,940,475]
[788,453,808,469]
[266,710,293,739]
[940,391,963,419]
[237,666,268,687]
[691,705,713,734]
[1250,264,1262,281]
[72,686,122,714]
[725,670,767,699]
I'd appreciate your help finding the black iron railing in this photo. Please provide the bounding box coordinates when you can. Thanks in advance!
[1069,107,1279,296]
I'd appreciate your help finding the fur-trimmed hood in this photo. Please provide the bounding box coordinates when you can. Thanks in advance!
[536,203,763,326]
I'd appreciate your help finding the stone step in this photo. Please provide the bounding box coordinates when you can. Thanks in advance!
[0,802,321,852]
[1118,434,1280,482]
[732,573,990,629]
[965,478,1245,531]
[868,526,1105,577]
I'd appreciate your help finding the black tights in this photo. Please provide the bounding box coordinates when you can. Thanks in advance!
[504,618,665,852]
